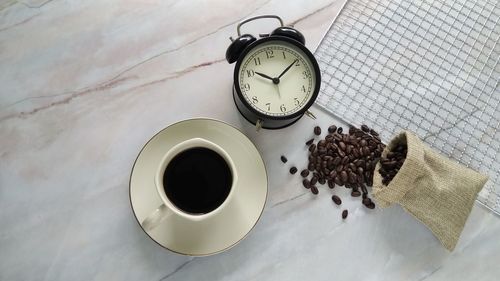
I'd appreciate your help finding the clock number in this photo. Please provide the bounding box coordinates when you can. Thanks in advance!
[302,71,310,79]
[252,96,258,104]
[266,50,274,59]
[243,83,251,91]
[280,104,286,112]
[295,60,300,66]
[294,98,300,106]
[246,70,255,77]
[254,57,261,65]
[265,103,271,111]
[301,85,306,93]
[282,51,286,59]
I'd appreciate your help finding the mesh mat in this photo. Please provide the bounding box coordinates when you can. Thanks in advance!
[314,0,500,214]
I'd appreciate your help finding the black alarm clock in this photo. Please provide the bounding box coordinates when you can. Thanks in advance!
[226,15,321,130]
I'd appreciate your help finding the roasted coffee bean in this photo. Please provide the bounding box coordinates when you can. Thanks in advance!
[290,167,298,174]
[351,190,361,197]
[301,169,310,177]
[342,210,348,219]
[280,155,288,163]
[362,198,371,206]
[314,126,322,135]
[369,129,378,136]
[303,179,311,189]
[360,183,368,194]
[342,156,350,165]
[310,176,318,185]
[340,171,348,182]
[352,148,360,158]
[349,172,357,183]
[339,142,346,151]
[309,144,316,152]
[308,163,315,171]
[338,150,346,158]
[337,127,343,134]
[363,146,371,156]
[335,177,343,186]
[318,140,327,148]
[328,125,337,133]
[319,177,326,185]
[333,157,341,166]
[336,165,344,172]
[332,195,342,205]
[306,138,314,146]
[325,134,334,142]
[349,163,357,171]
[366,202,375,209]
[328,180,335,189]
[361,124,370,132]
[311,185,319,195]
[360,139,367,146]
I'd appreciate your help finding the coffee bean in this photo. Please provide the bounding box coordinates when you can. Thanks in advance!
[303,179,311,189]
[336,165,344,172]
[314,126,322,135]
[328,180,335,189]
[308,163,315,171]
[342,210,348,219]
[311,185,319,195]
[328,125,337,133]
[360,183,368,194]
[309,144,316,152]
[318,140,327,148]
[332,195,342,205]
[325,134,334,142]
[301,169,310,177]
[340,171,348,182]
[349,172,357,183]
[339,142,346,151]
[319,177,326,185]
[362,198,371,206]
[362,193,368,199]
[360,139,367,147]
[349,163,357,171]
[342,156,350,165]
[363,146,371,156]
[338,150,346,158]
[369,129,378,136]
[280,155,288,163]
[290,167,298,174]
[333,157,341,166]
[310,176,318,185]
[351,190,361,197]
[306,138,314,146]
[361,124,369,132]
[366,202,375,209]
[329,170,337,179]
[337,127,343,134]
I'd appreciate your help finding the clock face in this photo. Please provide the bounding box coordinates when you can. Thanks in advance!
[237,40,317,117]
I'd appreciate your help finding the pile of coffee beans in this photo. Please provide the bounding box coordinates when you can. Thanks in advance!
[281,124,385,219]
[378,143,407,185]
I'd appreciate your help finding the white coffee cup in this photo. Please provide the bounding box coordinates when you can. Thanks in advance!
[141,137,238,231]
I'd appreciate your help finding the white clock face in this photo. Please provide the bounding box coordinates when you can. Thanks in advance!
[237,40,316,117]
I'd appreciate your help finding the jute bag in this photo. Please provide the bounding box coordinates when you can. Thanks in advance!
[372,131,488,251]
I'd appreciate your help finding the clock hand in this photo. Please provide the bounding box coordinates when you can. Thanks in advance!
[255,71,274,81]
[275,84,282,99]
[256,71,280,84]
[277,59,298,79]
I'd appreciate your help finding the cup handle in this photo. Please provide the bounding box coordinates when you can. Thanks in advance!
[141,204,172,232]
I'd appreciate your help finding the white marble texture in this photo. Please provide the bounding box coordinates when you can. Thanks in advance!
[0,0,499,280]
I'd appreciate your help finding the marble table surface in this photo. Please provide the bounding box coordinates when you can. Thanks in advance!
[1,0,499,280]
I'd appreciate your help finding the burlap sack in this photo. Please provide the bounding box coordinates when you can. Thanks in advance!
[372,131,488,251]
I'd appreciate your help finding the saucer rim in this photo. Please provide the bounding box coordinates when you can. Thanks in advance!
[129,117,268,256]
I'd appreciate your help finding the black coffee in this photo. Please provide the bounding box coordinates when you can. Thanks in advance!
[163,147,232,214]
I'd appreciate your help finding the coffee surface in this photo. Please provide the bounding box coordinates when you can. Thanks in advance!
[164,147,232,214]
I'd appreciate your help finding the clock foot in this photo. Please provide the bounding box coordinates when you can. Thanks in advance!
[305,110,317,120]
[256,119,263,131]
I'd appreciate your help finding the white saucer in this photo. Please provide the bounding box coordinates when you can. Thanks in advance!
[129,118,268,256]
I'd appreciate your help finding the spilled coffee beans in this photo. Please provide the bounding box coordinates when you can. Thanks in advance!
[378,143,407,185]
